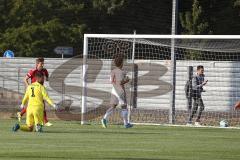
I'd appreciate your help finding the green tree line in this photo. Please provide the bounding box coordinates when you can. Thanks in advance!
[0,0,239,57]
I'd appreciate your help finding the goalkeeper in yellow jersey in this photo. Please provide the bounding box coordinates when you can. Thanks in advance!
[12,71,58,132]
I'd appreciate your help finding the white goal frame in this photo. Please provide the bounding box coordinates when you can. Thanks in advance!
[81,34,240,125]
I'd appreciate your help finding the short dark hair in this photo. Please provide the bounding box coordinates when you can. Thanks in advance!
[36,57,44,63]
[35,71,44,78]
[197,65,204,70]
[113,54,124,67]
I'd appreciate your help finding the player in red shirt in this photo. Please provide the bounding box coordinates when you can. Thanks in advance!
[17,57,53,126]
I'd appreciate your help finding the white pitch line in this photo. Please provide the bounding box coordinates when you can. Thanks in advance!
[132,122,240,129]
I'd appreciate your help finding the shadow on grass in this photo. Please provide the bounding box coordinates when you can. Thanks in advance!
[44,129,167,136]
[0,155,168,160]
[0,155,70,159]
[88,158,169,160]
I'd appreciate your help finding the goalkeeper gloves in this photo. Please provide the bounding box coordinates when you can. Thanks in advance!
[19,104,24,109]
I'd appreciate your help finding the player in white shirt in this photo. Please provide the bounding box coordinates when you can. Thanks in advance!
[101,54,133,128]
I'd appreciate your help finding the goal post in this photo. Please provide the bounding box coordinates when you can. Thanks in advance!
[81,35,88,125]
[81,34,240,127]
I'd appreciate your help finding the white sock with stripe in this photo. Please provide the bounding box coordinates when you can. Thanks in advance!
[103,107,114,120]
[121,109,128,126]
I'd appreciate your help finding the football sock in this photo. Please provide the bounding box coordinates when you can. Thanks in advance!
[20,108,27,116]
[103,107,114,119]
[121,109,128,126]
[43,110,48,123]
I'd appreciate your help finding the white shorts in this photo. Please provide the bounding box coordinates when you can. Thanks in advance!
[110,92,127,106]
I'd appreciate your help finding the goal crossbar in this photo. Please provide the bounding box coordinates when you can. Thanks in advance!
[84,34,240,39]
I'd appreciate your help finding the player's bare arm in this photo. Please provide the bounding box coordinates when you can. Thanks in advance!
[24,75,30,87]
[202,80,208,85]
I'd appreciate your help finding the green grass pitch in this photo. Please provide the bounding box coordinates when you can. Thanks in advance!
[0,119,240,160]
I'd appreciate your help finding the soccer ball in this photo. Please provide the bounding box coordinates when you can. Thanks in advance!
[219,119,229,127]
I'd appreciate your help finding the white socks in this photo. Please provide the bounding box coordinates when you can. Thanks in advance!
[121,109,128,126]
[104,107,129,126]
[103,107,114,120]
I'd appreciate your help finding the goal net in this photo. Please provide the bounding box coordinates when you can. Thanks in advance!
[81,34,240,127]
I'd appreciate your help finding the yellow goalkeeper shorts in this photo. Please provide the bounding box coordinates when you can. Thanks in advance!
[26,106,44,127]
